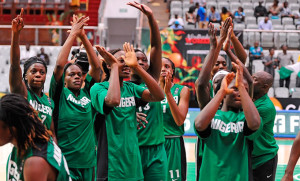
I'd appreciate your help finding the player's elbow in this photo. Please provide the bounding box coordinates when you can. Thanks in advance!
[248,118,261,131]
[194,119,207,132]
[105,97,120,107]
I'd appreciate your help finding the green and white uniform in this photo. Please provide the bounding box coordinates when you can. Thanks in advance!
[161,84,186,181]
[27,90,54,130]
[91,81,145,181]
[7,138,71,181]
[49,73,96,180]
[137,82,167,181]
[252,94,278,168]
[195,110,262,181]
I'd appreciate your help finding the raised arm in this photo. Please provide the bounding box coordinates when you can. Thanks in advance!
[195,72,235,131]
[9,8,27,97]
[96,46,120,107]
[164,72,190,126]
[53,15,89,82]
[127,2,162,81]
[123,42,164,102]
[230,30,247,64]
[78,27,101,82]
[236,64,260,130]
[282,132,300,181]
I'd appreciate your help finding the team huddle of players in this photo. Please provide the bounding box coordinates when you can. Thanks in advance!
[0,1,296,181]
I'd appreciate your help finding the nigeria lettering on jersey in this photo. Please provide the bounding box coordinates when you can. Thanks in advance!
[161,96,179,104]
[211,118,244,133]
[66,94,91,107]
[8,160,20,180]
[29,100,52,116]
[117,96,136,108]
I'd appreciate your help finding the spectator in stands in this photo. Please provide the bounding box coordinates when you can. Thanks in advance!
[20,43,35,64]
[280,1,293,18]
[268,0,280,19]
[295,8,300,27]
[250,41,264,62]
[197,4,207,29]
[191,0,206,7]
[233,7,245,24]
[259,16,273,30]
[170,20,184,29]
[168,14,184,27]
[278,45,294,88]
[254,0,268,18]
[185,6,197,26]
[37,47,50,65]
[262,48,278,78]
[208,6,221,23]
[220,7,233,23]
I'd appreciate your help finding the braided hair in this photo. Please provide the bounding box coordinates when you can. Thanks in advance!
[0,94,51,157]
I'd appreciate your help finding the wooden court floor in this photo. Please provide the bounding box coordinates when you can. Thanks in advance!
[0,137,299,181]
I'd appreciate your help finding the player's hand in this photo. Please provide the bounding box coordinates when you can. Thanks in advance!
[223,26,232,51]
[127,1,153,17]
[136,112,148,130]
[12,8,24,33]
[164,71,172,94]
[122,42,138,68]
[235,60,244,89]
[219,17,232,43]
[208,23,217,49]
[68,15,89,37]
[220,72,235,95]
[95,45,119,67]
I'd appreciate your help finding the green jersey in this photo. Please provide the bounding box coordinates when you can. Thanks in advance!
[27,90,54,130]
[49,73,96,168]
[252,94,279,169]
[195,110,262,181]
[90,81,146,181]
[161,84,185,136]
[7,138,71,181]
[137,82,165,146]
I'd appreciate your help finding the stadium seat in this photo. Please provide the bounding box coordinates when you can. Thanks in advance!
[274,32,287,48]
[242,2,253,10]
[268,87,274,97]
[245,16,256,25]
[252,0,261,3]
[273,25,283,30]
[230,0,240,2]
[244,9,254,17]
[252,2,259,9]
[183,8,189,14]
[171,1,182,9]
[292,91,300,98]
[218,2,230,11]
[217,0,228,2]
[252,60,264,73]
[289,0,299,4]
[287,33,300,48]
[182,1,191,9]
[261,32,274,47]
[275,87,289,98]
[290,4,300,12]
[206,2,217,10]
[265,2,273,10]
[184,24,196,29]
[257,16,265,24]
[271,18,281,25]
[284,25,296,30]
[171,8,183,18]
[230,2,241,13]
[247,24,260,46]
[282,17,294,25]
[234,23,245,30]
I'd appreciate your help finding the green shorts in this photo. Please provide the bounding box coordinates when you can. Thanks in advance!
[69,167,95,181]
[164,136,187,181]
[139,143,168,181]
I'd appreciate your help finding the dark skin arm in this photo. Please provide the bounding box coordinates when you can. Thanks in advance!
[123,42,164,102]
[282,132,300,181]
[127,2,162,81]
[195,72,235,131]
[9,8,28,97]
[24,156,57,181]
[50,120,57,144]
[164,72,190,126]
[230,30,247,64]
[95,46,120,107]
[53,15,89,82]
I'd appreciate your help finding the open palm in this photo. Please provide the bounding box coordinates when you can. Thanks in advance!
[127,1,153,16]
[123,42,138,68]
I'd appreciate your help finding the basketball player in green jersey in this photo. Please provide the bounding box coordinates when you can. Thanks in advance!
[1,94,71,181]
[194,65,262,181]
[252,71,278,181]
[159,58,190,181]
[126,2,167,180]
[9,9,56,141]
[49,15,101,181]
[91,43,164,181]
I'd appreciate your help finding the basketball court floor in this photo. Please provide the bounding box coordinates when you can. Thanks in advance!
[0,137,299,181]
